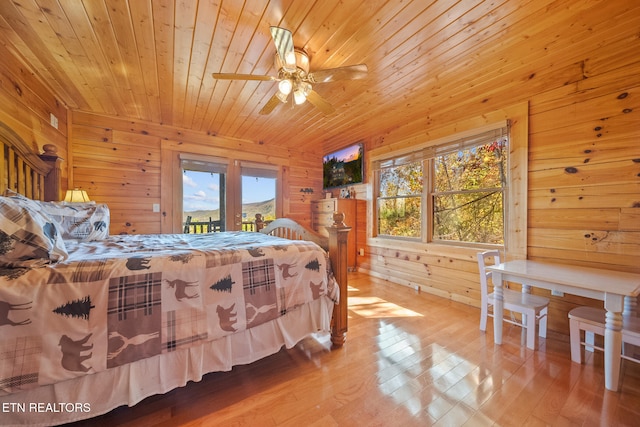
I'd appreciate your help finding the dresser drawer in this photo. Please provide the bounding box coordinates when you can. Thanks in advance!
[311,199,337,213]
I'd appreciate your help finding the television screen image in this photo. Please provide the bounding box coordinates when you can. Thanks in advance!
[323,143,364,189]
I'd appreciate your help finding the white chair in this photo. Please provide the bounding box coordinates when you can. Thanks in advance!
[478,250,550,350]
[568,306,640,364]
[622,317,640,364]
[568,306,605,363]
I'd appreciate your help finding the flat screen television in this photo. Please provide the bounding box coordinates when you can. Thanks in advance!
[323,142,364,189]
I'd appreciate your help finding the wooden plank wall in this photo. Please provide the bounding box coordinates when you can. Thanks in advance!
[0,42,68,193]
[70,111,322,235]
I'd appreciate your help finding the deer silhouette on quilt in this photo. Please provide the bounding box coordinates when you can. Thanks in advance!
[277,263,298,279]
[0,299,32,326]
[164,279,199,301]
[107,331,159,360]
[58,333,93,372]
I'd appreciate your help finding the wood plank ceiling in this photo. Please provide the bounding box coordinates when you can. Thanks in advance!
[0,0,632,153]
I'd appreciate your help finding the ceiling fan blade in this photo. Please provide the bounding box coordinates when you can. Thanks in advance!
[259,93,282,115]
[306,90,335,115]
[270,26,295,70]
[212,73,276,81]
[308,64,368,83]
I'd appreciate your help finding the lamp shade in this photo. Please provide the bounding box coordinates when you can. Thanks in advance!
[64,188,91,203]
[293,89,306,105]
[278,79,292,95]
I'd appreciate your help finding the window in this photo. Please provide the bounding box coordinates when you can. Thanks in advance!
[374,124,509,246]
[377,161,423,238]
[181,158,227,233]
[240,163,277,229]
[432,135,507,244]
[179,155,279,233]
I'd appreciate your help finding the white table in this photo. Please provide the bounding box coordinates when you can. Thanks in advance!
[486,260,640,392]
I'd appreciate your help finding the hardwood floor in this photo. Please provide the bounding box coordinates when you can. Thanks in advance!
[70,272,640,426]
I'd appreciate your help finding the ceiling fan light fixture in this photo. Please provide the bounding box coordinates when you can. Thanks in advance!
[293,88,306,105]
[216,27,367,116]
[278,79,292,95]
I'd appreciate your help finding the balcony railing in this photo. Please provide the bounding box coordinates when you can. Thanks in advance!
[182,216,260,234]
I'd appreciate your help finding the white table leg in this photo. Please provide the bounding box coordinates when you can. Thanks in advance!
[493,271,504,345]
[604,293,624,392]
[521,284,531,348]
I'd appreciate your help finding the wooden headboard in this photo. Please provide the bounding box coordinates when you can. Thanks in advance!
[0,122,62,201]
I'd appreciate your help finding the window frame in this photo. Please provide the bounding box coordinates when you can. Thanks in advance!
[373,126,509,247]
[429,129,509,246]
[181,155,229,231]
[369,107,527,259]
[239,161,280,227]
[375,160,425,240]
[167,153,282,233]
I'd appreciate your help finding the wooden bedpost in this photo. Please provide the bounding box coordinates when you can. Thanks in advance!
[39,144,63,201]
[254,213,265,231]
[327,212,351,347]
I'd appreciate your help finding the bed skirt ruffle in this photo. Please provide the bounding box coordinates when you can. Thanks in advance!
[0,296,334,426]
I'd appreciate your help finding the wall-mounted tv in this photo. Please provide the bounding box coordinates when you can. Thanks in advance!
[323,142,364,189]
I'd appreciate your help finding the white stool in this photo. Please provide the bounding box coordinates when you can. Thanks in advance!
[569,306,640,364]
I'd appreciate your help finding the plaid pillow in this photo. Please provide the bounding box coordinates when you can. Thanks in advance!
[39,202,110,241]
[0,196,68,267]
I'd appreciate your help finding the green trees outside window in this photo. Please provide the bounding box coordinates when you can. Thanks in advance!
[377,162,423,237]
[432,139,507,244]
[377,133,507,245]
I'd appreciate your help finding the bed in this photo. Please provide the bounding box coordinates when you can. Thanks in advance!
[0,123,350,426]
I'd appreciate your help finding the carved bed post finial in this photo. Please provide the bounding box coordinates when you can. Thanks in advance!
[255,213,265,231]
[327,212,351,347]
[41,144,58,156]
[331,211,346,227]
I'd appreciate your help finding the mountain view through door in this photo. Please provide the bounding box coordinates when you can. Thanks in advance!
[183,170,276,231]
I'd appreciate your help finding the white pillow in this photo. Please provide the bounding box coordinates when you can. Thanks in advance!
[39,202,110,241]
[0,196,68,267]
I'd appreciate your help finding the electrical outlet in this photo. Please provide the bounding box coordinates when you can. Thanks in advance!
[49,113,58,129]
[152,203,160,213]
[551,289,564,297]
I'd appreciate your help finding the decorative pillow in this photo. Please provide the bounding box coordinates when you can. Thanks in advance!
[0,196,68,268]
[39,202,110,241]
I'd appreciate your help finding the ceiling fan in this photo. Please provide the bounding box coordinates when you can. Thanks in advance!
[212,26,368,115]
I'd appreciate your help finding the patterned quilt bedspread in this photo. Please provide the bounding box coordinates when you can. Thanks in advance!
[0,232,338,395]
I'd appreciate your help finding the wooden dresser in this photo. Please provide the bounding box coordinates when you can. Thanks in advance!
[311,198,357,270]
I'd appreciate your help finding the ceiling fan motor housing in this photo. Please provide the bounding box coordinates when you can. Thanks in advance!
[274,48,310,75]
